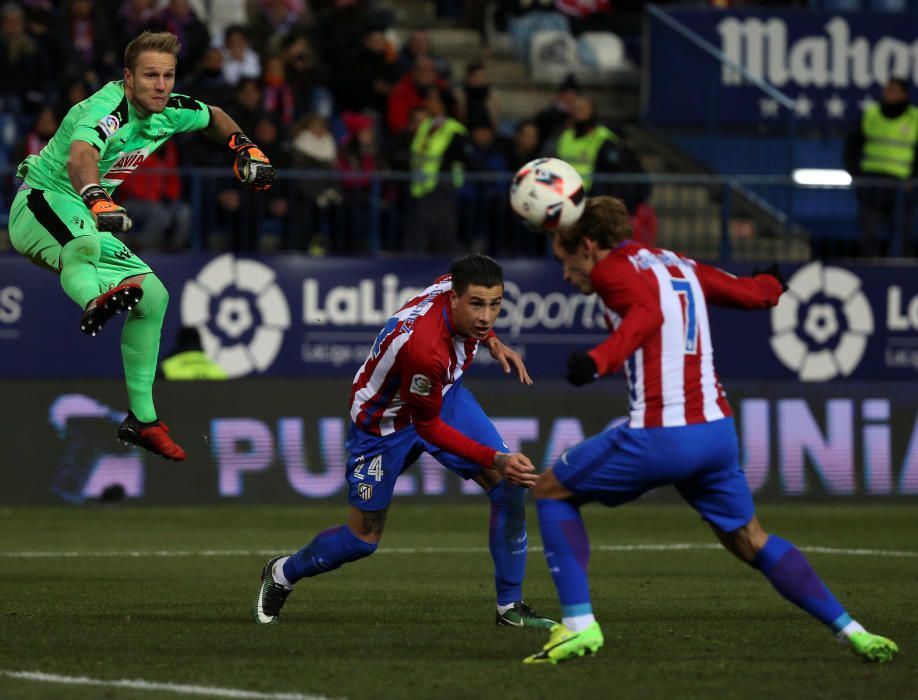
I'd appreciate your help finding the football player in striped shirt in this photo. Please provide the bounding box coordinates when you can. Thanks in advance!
[524,196,898,665]
[254,254,554,629]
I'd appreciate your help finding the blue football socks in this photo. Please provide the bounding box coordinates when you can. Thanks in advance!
[282,524,377,584]
[536,498,593,618]
[487,480,528,605]
[753,534,848,631]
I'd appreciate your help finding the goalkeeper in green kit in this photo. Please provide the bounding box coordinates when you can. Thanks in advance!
[8,31,275,461]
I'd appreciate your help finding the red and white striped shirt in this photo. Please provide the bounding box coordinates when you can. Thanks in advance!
[588,242,782,428]
[349,276,497,466]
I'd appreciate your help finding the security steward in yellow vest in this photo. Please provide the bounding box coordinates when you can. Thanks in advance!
[556,96,650,211]
[159,326,227,380]
[844,77,918,257]
[406,89,469,254]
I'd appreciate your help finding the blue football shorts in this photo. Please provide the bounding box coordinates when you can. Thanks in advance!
[344,382,508,511]
[552,417,754,533]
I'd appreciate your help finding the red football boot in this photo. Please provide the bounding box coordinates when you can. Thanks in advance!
[118,412,187,461]
[80,283,143,336]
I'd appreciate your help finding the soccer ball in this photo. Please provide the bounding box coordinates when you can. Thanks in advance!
[509,157,586,231]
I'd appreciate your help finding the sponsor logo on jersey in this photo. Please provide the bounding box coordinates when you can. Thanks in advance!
[102,148,151,184]
[97,114,121,137]
[409,374,432,396]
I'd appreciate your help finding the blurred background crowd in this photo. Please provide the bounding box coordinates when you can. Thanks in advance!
[1,0,917,259]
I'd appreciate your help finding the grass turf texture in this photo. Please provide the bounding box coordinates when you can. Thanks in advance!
[0,503,915,700]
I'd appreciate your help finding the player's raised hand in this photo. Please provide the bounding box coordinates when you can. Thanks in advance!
[228,132,275,191]
[486,336,533,385]
[80,184,132,232]
[493,452,538,488]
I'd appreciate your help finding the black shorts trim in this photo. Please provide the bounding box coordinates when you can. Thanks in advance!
[26,188,74,246]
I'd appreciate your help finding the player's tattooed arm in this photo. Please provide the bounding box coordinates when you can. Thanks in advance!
[492,452,538,488]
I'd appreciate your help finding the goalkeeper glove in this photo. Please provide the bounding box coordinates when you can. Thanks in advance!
[80,184,132,232]
[566,351,598,387]
[228,132,275,191]
[752,263,788,292]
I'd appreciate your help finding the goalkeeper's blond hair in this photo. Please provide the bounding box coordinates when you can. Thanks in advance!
[124,32,182,72]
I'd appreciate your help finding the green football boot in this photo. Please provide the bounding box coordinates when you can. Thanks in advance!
[849,632,898,663]
[523,622,604,664]
[496,601,556,628]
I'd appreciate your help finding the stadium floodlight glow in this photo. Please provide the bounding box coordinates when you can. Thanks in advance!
[791,169,852,186]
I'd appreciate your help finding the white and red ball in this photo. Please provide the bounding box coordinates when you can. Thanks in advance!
[509,157,586,231]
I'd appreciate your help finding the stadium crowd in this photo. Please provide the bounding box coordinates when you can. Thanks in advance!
[0,0,656,255]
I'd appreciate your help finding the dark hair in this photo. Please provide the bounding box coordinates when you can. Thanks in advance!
[888,77,909,94]
[554,196,631,253]
[124,31,181,72]
[449,254,503,296]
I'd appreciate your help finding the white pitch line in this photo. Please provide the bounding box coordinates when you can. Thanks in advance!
[0,543,915,558]
[0,670,339,700]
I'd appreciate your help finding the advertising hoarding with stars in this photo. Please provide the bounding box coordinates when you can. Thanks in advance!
[645,9,912,126]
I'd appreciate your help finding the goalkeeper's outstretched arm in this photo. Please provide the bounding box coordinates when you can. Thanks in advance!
[202,105,243,143]
[203,105,275,191]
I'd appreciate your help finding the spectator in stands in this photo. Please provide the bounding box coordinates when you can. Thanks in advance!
[312,0,368,84]
[247,0,311,57]
[251,116,293,251]
[117,140,192,251]
[180,47,230,108]
[460,62,497,130]
[279,33,333,119]
[396,30,451,81]
[17,105,57,160]
[0,1,53,118]
[115,0,169,62]
[338,111,382,192]
[555,96,655,245]
[504,118,539,170]
[261,55,297,129]
[291,112,342,255]
[229,77,263,140]
[462,123,509,252]
[844,76,918,257]
[159,0,211,72]
[60,0,119,84]
[331,23,398,116]
[498,0,569,63]
[220,24,260,86]
[533,73,580,153]
[338,111,384,253]
[53,74,90,123]
[22,0,61,69]
[387,56,448,134]
[406,88,468,255]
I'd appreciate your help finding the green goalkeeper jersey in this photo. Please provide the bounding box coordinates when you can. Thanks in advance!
[17,80,211,199]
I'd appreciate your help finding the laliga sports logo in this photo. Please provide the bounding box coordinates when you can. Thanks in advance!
[180,254,290,377]
[770,261,873,382]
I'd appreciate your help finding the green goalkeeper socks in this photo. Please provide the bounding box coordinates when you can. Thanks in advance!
[121,274,169,423]
[59,236,102,308]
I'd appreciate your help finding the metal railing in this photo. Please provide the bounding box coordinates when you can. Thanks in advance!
[2,167,915,261]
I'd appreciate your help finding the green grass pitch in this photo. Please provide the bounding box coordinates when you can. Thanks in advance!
[0,503,915,700]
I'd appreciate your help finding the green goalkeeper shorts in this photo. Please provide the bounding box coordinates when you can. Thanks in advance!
[8,185,153,289]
